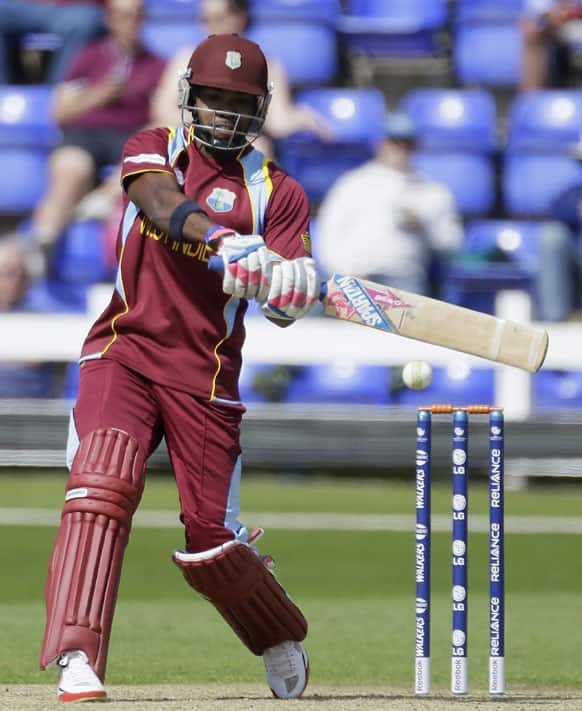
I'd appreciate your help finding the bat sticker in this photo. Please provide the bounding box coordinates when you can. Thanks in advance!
[327,275,410,331]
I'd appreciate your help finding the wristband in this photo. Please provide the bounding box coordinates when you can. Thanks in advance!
[169,200,207,243]
[204,225,236,250]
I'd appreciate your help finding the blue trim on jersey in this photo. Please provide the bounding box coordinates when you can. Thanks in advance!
[79,352,103,363]
[239,150,269,234]
[223,296,240,339]
[115,201,138,302]
[212,395,244,406]
[168,126,188,165]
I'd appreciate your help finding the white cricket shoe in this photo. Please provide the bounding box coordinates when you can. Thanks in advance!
[57,650,106,703]
[263,640,309,699]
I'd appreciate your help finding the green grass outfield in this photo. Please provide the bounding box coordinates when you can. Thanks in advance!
[1,471,581,691]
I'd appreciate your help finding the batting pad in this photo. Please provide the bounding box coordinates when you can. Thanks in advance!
[173,540,307,655]
[40,428,146,680]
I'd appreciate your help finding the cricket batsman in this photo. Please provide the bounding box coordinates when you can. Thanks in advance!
[40,33,320,702]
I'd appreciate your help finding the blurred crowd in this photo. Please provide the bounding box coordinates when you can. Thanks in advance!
[1,0,582,401]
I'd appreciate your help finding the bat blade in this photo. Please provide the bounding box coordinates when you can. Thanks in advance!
[321,274,548,372]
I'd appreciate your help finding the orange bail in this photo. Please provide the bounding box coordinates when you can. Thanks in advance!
[417,404,504,415]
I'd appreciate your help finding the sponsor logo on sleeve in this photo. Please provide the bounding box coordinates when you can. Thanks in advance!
[123,153,166,166]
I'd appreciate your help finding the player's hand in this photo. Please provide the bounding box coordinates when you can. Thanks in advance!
[94,75,125,104]
[210,231,277,302]
[262,257,320,321]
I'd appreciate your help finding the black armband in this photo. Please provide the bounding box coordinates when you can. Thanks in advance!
[169,200,207,243]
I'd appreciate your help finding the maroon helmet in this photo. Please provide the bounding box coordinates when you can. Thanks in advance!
[178,34,271,151]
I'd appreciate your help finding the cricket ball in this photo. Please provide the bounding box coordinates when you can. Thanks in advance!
[402,361,432,390]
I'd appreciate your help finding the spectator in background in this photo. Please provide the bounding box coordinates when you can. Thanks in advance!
[0,238,56,397]
[0,238,29,312]
[316,113,463,297]
[0,0,105,85]
[1,0,166,283]
[519,0,582,90]
[150,0,332,156]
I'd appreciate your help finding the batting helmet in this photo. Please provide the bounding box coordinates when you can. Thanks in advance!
[178,34,271,151]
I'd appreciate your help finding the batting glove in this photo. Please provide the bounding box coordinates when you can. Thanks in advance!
[262,257,321,321]
[206,227,277,302]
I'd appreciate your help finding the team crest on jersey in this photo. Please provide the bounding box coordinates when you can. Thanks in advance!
[206,187,236,213]
[225,51,242,70]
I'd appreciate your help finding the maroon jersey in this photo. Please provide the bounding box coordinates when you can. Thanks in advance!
[64,38,166,130]
[81,126,311,402]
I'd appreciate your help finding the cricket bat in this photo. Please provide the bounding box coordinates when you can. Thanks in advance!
[317,274,548,372]
[208,259,548,372]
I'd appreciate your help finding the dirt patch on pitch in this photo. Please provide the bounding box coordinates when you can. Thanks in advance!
[2,684,582,710]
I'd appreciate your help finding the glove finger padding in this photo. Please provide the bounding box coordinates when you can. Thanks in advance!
[218,234,275,301]
[255,248,278,303]
[267,257,320,320]
[223,248,258,300]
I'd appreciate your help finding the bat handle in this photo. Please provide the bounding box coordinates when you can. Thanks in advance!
[208,254,327,301]
[208,255,224,272]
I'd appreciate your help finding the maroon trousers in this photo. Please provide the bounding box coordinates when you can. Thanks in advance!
[70,358,246,552]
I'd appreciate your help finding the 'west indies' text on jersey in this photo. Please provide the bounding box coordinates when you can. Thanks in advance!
[81,126,311,402]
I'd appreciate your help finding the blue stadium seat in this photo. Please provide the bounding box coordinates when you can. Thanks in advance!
[22,279,88,314]
[141,20,204,58]
[455,0,524,23]
[503,91,582,217]
[454,21,522,86]
[249,0,341,24]
[506,91,582,151]
[399,88,497,151]
[533,371,582,410]
[502,153,582,217]
[338,0,449,57]
[460,220,541,269]
[0,364,56,398]
[144,0,199,19]
[441,220,541,310]
[395,363,495,407]
[293,87,386,142]
[276,87,386,202]
[239,363,272,403]
[278,143,370,204]
[247,22,337,86]
[0,85,59,148]
[22,32,62,52]
[550,182,582,227]
[62,361,80,401]
[0,148,48,213]
[398,89,497,217]
[285,362,392,404]
[52,220,112,284]
[412,150,495,216]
